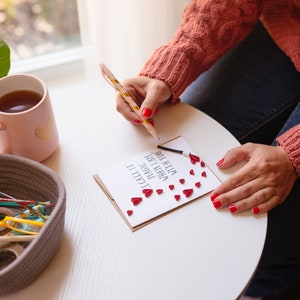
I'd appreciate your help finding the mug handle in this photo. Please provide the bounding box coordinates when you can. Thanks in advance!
[0,123,11,154]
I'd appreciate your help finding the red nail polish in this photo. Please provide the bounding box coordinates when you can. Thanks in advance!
[141,108,152,118]
[133,119,142,124]
[252,206,260,214]
[213,200,222,209]
[229,204,237,213]
[210,193,219,201]
[216,158,224,166]
[148,119,155,126]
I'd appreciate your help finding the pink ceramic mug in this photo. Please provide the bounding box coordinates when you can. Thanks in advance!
[0,74,59,162]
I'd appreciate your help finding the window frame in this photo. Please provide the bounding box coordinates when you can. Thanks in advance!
[10,46,86,84]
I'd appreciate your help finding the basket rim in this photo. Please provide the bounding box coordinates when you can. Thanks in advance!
[0,154,66,290]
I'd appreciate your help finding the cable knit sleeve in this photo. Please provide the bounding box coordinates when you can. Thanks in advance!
[139,0,264,104]
[260,0,300,72]
[276,124,300,177]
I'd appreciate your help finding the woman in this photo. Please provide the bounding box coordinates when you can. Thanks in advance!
[114,1,300,298]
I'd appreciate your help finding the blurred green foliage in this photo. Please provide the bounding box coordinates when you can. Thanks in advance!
[0,39,10,78]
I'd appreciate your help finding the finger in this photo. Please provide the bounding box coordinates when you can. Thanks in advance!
[212,162,258,198]
[216,182,280,215]
[212,176,263,207]
[139,94,160,119]
[250,194,280,215]
[230,186,274,211]
[116,92,142,124]
[230,192,279,215]
[216,144,252,169]
[139,81,171,119]
[211,175,270,211]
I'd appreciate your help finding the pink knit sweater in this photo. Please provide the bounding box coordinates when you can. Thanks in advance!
[140,0,300,176]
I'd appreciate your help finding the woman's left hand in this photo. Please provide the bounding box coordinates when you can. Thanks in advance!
[211,143,298,214]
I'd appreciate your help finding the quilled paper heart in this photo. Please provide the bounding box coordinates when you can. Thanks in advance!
[142,189,153,197]
[201,161,206,167]
[201,171,207,177]
[179,178,185,184]
[189,153,200,164]
[189,169,195,175]
[156,189,163,195]
[169,184,175,190]
[131,197,143,206]
[183,188,193,197]
[174,195,181,201]
[127,210,133,216]
[195,182,201,188]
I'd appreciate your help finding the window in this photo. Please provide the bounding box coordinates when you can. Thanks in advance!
[0,0,81,62]
[0,0,190,83]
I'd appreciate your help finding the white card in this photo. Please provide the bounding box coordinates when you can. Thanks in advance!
[94,136,221,230]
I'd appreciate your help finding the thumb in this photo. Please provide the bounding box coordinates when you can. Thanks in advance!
[139,79,171,119]
[139,91,160,119]
[216,144,250,169]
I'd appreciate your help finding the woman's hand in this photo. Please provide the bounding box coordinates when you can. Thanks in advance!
[115,76,171,124]
[211,143,298,215]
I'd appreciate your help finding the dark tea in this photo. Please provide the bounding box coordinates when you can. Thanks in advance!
[0,89,42,113]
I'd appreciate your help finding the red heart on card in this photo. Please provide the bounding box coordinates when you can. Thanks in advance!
[201,171,207,177]
[183,188,193,197]
[142,189,153,197]
[201,161,206,167]
[127,210,133,216]
[195,182,201,188]
[174,195,181,201]
[156,189,163,195]
[189,153,200,164]
[131,197,143,206]
[169,184,175,190]
[189,169,195,175]
[179,178,185,184]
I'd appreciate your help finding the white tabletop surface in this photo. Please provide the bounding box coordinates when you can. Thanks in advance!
[2,81,267,300]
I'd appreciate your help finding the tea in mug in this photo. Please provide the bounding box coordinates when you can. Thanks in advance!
[0,90,42,113]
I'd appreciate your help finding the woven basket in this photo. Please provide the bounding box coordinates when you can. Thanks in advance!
[0,154,66,296]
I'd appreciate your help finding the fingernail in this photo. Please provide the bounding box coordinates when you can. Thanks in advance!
[216,158,224,166]
[210,193,219,201]
[133,119,142,124]
[213,200,222,209]
[229,204,237,213]
[148,119,155,126]
[252,206,260,214]
[141,108,152,118]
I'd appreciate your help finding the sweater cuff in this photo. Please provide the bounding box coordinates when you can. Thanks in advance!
[276,124,300,177]
[139,46,197,105]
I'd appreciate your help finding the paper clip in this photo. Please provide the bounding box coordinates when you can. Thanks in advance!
[0,216,44,235]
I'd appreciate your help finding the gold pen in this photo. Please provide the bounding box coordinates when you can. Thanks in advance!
[99,63,159,140]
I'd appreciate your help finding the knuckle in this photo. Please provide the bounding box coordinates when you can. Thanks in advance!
[151,79,165,90]
[256,189,269,202]
[230,175,243,188]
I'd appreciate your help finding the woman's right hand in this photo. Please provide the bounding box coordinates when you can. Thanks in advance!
[115,76,171,125]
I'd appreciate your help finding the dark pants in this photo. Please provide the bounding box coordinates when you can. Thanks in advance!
[181,22,300,298]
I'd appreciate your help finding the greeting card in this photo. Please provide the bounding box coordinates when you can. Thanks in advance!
[93,136,221,231]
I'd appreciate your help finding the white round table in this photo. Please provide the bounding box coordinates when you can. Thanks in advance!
[2,83,267,300]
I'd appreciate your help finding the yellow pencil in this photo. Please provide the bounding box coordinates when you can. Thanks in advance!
[100,63,159,140]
